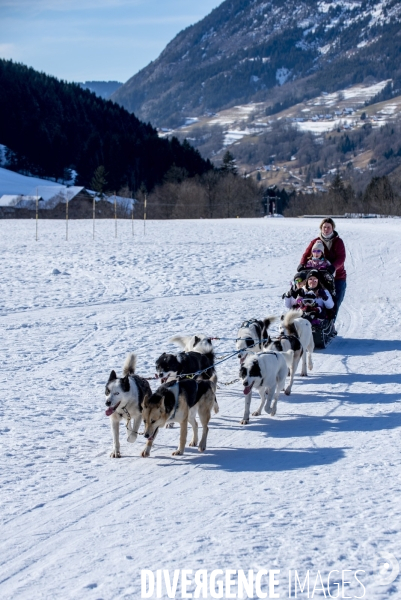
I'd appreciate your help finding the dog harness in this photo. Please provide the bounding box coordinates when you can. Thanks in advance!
[116,404,140,435]
[259,351,279,359]
[167,382,180,422]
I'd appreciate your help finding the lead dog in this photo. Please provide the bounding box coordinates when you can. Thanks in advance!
[142,376,218,457]
[239,350,294,423]
[105,353,153,458]
[280,309,314,378]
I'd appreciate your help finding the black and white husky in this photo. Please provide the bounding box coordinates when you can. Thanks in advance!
[266,333,302,396]
[236,316,277,362]
[239,350,294,423]
[156,336,215,382]
[105,353,152,458]
[280,309,314,379]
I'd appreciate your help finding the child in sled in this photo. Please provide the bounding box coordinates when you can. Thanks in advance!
[302,240,335,273]
[296,292,325,326]
[298,241,336,297]
[282,271,308,310]
[291,269,335,324]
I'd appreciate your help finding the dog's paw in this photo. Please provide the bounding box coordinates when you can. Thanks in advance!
[252,411,261,416]
[127,433,137,443]
[165,422,175,429]
[198,444,206,453]
[189,441,197,447]
[264,406,272,415]
[284,387,291,396]
[172,450,183,456]
[240,419,249,425]
[300,372,307,377]
[270,407,277,417]
[110,450,121,458]
[141,449,150,458]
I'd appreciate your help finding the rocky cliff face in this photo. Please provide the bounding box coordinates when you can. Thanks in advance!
[112,0,401,127]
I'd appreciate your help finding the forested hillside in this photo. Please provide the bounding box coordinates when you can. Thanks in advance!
[0,60,212,192]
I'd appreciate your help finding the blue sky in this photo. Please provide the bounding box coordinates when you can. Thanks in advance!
[0,0,221,83]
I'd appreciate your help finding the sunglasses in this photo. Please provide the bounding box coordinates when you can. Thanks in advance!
[294,278,304,284]
[312,249,323,254]
[303,299,315,305]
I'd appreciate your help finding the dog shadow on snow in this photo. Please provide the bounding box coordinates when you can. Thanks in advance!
[195,410,401,472]
[241,410,401,439]
[328,337,401,356]
[216,408,401,442]
[196,445,347,472]
[288,372,401,403]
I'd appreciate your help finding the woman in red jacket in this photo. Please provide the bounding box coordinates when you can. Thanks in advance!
[298,217,346,319]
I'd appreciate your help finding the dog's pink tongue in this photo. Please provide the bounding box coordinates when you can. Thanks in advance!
[243,384,253,395]
[105,407,114,416]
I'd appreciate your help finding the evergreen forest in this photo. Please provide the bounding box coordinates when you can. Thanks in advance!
[0,59,212,192]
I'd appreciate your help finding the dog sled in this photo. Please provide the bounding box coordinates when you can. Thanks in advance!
[287,267,337,350]
[312,318,336,349]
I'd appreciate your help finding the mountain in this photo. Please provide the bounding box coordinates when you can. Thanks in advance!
[0,60,212,192]
[78,81,123,100]
[112,0,401,128]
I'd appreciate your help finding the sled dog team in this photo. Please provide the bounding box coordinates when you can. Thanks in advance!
[104,308,314,459]
[104,217,346,458]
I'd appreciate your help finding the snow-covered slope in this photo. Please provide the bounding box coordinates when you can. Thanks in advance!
[0,167,67,201]
[0,218,400,599]
[113,0,401,127]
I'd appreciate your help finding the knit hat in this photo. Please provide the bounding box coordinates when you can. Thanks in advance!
[312,240,325,254]
[294,271,307,283]
[307,269,320,280]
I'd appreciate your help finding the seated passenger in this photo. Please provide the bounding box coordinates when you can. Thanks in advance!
[296,291,324,326]
[282,271,307,310]
[299,240,335,274]
[301,269,335,316]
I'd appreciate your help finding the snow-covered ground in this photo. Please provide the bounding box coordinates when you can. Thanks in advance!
[1,218,400,599]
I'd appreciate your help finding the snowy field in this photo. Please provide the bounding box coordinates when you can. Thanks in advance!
[1,217,401,599]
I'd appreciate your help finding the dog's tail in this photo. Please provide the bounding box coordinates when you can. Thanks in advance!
[281,349,294,370]
[282,309,302,336]
[170,335,192,349]
[170,334,214,355]
[261,315,278,347]
[262,314,278,329]
[208,373,219,414]
[123,352,137,376]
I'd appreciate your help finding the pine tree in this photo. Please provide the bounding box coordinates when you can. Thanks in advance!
[220,150,237,175]
[91,166,108,198]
